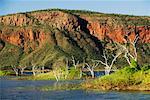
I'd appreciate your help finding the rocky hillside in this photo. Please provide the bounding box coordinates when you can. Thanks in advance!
[0,9,149,68]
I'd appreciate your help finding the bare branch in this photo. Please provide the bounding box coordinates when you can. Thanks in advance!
[119,34,139,66]
[102,51,108,65]
[93,62,99,68]
[133,34,139,45]
[95,60,108,67]
[110,51,122,68]
[85,63,95,78]
[71,56,80,69]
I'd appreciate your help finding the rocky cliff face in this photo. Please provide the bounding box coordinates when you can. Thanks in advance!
[81,16,150,43]
[0,9,149,67]
[0,10,149,46]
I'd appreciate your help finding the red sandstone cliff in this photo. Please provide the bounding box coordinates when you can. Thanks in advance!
[81,16,150,43]
[0,10,149,49]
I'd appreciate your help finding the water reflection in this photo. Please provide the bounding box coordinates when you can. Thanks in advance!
[0,76,150,100]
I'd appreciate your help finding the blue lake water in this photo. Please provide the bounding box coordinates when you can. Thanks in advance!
[0,76,150,100]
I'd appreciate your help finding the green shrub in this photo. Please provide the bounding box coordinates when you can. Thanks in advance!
[0,70,11,76]
[83,65,150,90]
[142,69,150,84]
[67,67,81,80]
[141,64,150,71]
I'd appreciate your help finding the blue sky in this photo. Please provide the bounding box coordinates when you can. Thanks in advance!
[0,0,149,16]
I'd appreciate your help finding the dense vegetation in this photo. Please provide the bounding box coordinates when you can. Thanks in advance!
[82,64,150,91]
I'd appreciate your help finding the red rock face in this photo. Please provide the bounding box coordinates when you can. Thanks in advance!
[0,29,48,51]
[0,10,149,48]
[85,18,150,43]
[138,26,150,43]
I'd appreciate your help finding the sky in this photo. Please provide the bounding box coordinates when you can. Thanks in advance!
[0,0,149,16]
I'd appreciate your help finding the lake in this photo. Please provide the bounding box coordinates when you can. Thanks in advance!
[0,76,150,100]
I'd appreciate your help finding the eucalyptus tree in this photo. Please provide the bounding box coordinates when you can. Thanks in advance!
[95,42,124,75]
[85,60,99,78]
[118,34,139,67]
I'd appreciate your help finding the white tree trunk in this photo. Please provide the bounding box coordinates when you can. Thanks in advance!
[90,70,95,78]
[105,67,111,75]
[42,66,44,73]
[21,69,24,75]
[12,66,19,76]
[79,69,82,78]
[32,66,36,76]
[53,70,59,81]
[14,70,18,76]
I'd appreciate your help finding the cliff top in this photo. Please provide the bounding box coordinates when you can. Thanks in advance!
[0,9,149,26]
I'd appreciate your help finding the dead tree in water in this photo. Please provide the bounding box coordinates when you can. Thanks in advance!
[19,65,27,75]
[95,43,123,75]
[31,65,37,76]
[31,62,39,76]
[85,60,99,78]
[11,65,19,76]
[52,58,70,81]
[71,56,83,79]
[52,68,59,81]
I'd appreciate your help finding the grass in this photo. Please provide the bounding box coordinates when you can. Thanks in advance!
[82,65,150,91]
[0,70,12,76]
[19,42,69,67]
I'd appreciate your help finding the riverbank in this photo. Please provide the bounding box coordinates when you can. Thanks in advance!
[82,66,150,91]
[2,65,150,92]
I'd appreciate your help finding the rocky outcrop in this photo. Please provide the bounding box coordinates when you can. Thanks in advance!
[0,28,48,51]
[0,10,149,45]
[0,11,80,32]
[0,14,33,26]
[30,11,80,32]
[82,16,150,43]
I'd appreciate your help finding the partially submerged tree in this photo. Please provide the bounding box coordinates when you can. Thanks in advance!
[95,42,123,75]
[52,67,62,81]
[11,63,27,76]
[53,58,69,81]
[18,65,27,75]
[70,56,84,79]
[52,56,82,81]
[31,63,39,76]
[11,65,19,76]
[85,60,99,78]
